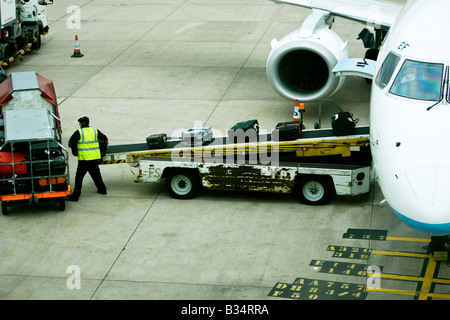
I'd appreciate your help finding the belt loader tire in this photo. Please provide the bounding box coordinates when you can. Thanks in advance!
[165,169,201,199]
[295,175,333,205]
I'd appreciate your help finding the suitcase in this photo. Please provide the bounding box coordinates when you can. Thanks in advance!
[276,121,302,136]
[30,142,66,176]
[32,155,66,176]
[0,181,14,195]
[228,119,259,143]
[0,175,30,195]
[33,177,67,192]
[331,112,358,136]
[0,152,28,175]
[182,127,212,144]
[146,133,167,149]
[31,142,63,160]
[272,127,298,142]
[0,180,29,195]
[273,121,302,141]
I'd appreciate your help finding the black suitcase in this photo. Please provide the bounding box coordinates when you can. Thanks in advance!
[0,181,14,195]
[32,155,66,176]
[275,121,305,134]
[228,119,259,143]
[0,177,29,195]
[273,126,299,141]
[273,121,302,141]
[31,141,62,160]
[331,112,358,136]
[30,142,66,176]
[146,133,167,149]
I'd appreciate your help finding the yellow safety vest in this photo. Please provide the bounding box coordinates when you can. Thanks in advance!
[77,127,101,161]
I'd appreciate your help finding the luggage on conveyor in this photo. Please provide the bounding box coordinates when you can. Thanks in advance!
[331,112,358,136]
[227,119,259,143]
[182,126,213,144]
[146,133,167,149]
[274,121,302,141]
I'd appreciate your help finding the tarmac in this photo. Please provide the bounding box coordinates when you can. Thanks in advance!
[1,0,450,304]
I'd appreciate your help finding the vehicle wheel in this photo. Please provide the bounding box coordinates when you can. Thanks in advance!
[1,44,15,70]
[32,34,42,50]
[2,201,7,215]
[58,197,65,211]
[296,176,332,205]
[165,170,201,199]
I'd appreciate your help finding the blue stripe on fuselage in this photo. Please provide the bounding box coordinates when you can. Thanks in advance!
[389,205,450,236]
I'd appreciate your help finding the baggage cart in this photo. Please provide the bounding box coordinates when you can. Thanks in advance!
[0,108,71,215]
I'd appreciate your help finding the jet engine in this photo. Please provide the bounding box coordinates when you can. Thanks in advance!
[266,11,350,102]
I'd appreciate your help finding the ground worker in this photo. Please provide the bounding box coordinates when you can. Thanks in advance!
[66,116,108,202]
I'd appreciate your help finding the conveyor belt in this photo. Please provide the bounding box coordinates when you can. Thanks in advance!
[106,126,370,155]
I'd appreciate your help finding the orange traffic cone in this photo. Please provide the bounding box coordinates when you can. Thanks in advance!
[71,35,84,58]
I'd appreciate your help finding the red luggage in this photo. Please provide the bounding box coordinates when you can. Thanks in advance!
[0,152,28,175]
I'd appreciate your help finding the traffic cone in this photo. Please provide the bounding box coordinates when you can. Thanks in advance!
[293,100,301,121]
[71,35,84,58]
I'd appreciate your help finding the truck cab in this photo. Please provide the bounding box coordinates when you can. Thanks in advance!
[0,0,53,66]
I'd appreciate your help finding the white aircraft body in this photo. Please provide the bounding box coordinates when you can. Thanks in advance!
[267,0,450,239]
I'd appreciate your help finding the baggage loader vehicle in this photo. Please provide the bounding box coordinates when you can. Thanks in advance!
[100,120,372,205]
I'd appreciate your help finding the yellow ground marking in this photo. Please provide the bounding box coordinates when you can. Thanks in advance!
[419,255,437,300]
[372,250,429,259]
[386,236,430,243]
[368,253,450,300]
[366,287,418,297]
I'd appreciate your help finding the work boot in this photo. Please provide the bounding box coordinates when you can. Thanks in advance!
[66,194,79,202]
[97,188,107,195]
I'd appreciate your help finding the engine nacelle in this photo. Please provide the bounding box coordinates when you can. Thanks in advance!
[267,23,349,102]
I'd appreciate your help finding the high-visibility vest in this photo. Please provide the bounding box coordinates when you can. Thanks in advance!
[77,127,101,160]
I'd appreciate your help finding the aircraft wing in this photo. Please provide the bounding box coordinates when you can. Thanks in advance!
[272,0,404,29]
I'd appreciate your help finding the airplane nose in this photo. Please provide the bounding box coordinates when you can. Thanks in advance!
[405,165,450,207]
[393,165,450,235]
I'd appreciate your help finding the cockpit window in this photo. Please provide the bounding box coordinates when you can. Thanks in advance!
[375,52,401,89]
[389,60,444,101]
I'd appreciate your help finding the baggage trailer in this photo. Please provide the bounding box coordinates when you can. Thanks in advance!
[0,72,70,214]
[101,125,372,205]
[0,108,70,214]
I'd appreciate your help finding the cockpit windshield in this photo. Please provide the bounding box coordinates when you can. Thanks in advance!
[375,52,401,89]
[390,60,444,101]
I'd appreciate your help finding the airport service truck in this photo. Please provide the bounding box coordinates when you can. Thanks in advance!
[101,124,372,205]
[0,71,70,214]
[0,0,53,68]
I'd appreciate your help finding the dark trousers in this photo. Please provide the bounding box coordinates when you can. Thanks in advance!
[72,160,106,197]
